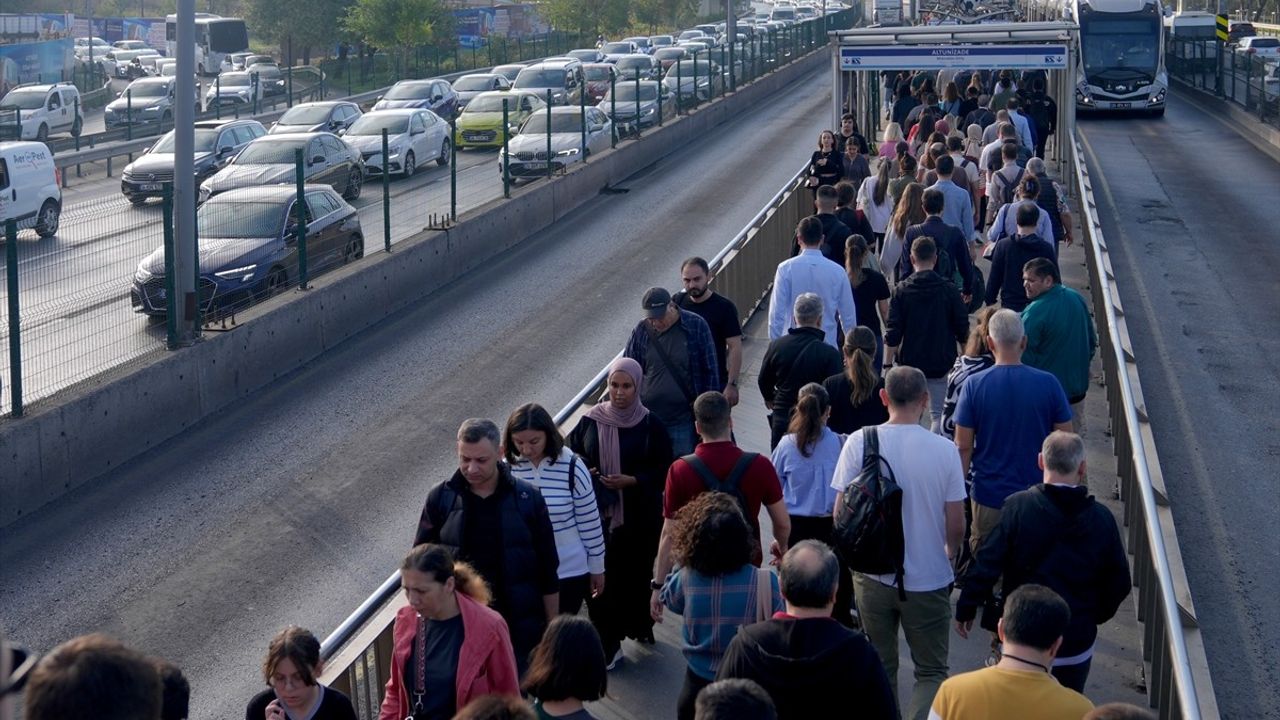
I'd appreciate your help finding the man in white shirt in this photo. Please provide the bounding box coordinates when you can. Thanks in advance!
[831,366,966,720]
[1005,97,1035,151]
[768,216,856,349]
[947,136,980,229]
[981,110,1010,145]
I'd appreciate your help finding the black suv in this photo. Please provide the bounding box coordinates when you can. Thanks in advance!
[121,119,267,205]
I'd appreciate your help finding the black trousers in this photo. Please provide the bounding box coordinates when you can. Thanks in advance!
[789,514,856,628]
[1052,658,1092,693]
[559,573,591,616]
[677,667,713,720]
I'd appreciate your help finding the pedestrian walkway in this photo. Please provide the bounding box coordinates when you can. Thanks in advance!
[586,209,1148,719]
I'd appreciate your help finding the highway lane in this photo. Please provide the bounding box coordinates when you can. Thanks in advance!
[1079,91,1280,719]
[0,65,834,718]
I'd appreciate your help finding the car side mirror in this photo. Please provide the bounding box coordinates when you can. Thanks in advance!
[217,146,233,156]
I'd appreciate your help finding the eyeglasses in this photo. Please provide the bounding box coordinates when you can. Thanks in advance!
[0,644,38,698]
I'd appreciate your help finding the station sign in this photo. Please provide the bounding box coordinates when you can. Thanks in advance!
[839,44,1069,70]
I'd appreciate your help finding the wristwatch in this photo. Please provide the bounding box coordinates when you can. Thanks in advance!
[649,579,663,591]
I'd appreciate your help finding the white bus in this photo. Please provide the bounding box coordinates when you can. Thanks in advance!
[1025,0,1168,115]
[165,14,249,75]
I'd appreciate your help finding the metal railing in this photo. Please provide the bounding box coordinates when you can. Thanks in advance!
[1070,136,1219,720]
[1165,35,1279,126]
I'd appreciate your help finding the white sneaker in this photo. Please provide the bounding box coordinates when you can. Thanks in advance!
[606,648,624,671]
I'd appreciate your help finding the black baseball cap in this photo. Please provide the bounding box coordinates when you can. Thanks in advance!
[642,287,671,319]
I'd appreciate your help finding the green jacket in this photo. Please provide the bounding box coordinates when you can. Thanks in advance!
[1021,284,1097,401]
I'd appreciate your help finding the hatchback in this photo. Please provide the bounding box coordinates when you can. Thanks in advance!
[269,101,362,134]
[372,79,459,119]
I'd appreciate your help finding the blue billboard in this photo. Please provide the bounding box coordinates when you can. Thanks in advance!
[0,39,74,97]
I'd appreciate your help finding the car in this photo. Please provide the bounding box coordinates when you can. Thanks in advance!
[1237,36,1280,59]
[653,47,688,71]
[662,58,723,101]
[104,49,157,78]
[131,185,363,317]
[241,54,273,69]
[492,64,527,83]
[678,41,712,56]
[614,54,660,80]
[0,83,83,141]
[221,52,255,72]
[371,79,459,119]
[500,105,612,178]
[512,59,585,106]
[113,39,150,51]
[451,73,512,110]
[582,63,617,102]
[269,101,363,135]
[199,131,364,202]
[0,141,61,238]
[246,63,287,96]
[650,35,675,49]
[694,23,719,37]
[623,36,653,54]
[795,6,819,20]
[121,119,267,205]
[770,6,798,24]
[104,77,197,130]
[207,71,262,107]
[678,30,707,42]
[158,62,180,77]
[454,90,546,148]
[599,80,670,131]
[1227,21,1256,45]
[567,48,606,64]
[341,108,450,177]
[600,41,639,62]
[134,53,164,76]
[153,58,177,76]
[74,37,112,62]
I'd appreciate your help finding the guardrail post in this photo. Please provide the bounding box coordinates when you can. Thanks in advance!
[657,75,664,126]
[503,97,511,198]
[450,114,457,221]
[382,128,391,252]
[729,40,736,93]
[294,149,309,290]
[1245,57,1252,108]
[214,75,221,120]
[708,52,716,101]
[677,58,683,115]
[579,77,587,160]
[126,88,133,141]
[634,70,642,137]
[288,65,295,108]
[192,202,201,339]
[4,219,21,418]
[74,97,81,151]
[610,73,617,147]
[162,189,179,350]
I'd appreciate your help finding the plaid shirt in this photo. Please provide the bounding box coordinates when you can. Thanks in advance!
[661,565,783,680]
[624,309,721,397]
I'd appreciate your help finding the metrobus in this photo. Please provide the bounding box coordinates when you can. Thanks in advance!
[1024,0,1168,115]
[165,14,249,75]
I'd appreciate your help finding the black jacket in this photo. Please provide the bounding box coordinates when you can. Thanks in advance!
[717,616,896,720]
[985,232,1056,312]
[899,216,975,297]
[835,206,875,246]
[956,483,1131,659]
[758,327,843,415]
[885,270,968,378]
[792,213,853,268]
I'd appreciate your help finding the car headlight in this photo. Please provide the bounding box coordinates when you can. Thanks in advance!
[555,148,580,157]
[387,144,402,158]
[134,266,153,283]
[198,185,211,203]
[143,105,162,112]
[214,264,257,281]
[641,106,656,116]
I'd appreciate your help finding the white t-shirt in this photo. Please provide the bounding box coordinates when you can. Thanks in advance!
[831,423,967,592]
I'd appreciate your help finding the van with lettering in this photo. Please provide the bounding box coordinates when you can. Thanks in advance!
[0,141,61,238]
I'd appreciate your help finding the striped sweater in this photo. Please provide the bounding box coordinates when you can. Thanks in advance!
[510,447,606,578]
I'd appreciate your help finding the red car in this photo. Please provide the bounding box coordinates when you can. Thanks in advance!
[582,63,617,103]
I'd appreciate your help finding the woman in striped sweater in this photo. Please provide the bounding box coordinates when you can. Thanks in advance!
[506,403,607,617]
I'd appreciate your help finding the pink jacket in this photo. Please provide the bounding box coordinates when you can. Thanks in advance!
[378,592,520,720]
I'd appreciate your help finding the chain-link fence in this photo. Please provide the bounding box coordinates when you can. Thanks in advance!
[1166,35,1279,126]
[1,9,857,418]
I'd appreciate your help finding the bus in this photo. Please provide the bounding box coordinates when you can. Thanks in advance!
[1165,10,1217,73]
[165,14,249,75]
[1024,0,1168,115]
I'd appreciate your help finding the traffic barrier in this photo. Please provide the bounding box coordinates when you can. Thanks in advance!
[1166,35,1278,127]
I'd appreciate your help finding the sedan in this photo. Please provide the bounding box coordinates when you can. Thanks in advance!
[451,73,512,110]
[246,63,288,96]
[650,35,675,49]
[624,36,653,54]
[199,131,364,202]
[500,106,612,178]
[599,80,670,131]
[122,119,267,204]
[492,64,527,83]
[454,90,545,148]
[207,71,263,106]
[567,48,606,64]
[583,63,617,102]
[269,101,362,134]
[614,54,660,80]
[372,79,459,120]
[131,185,363,317]
[600,41,639,62]
[653,47,688,71]
[341,108,450,177]
[663,58,723,102]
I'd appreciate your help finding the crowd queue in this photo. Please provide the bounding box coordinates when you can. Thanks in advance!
[1,67,1151,720]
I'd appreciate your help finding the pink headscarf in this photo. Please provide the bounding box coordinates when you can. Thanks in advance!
[585,357,649,530]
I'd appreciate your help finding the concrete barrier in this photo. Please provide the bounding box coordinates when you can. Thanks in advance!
[0,45,832,527]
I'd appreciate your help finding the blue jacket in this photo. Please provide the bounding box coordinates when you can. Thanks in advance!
[624,308,720,398]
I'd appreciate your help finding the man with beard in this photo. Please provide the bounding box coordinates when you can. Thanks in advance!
[674,257,744,407]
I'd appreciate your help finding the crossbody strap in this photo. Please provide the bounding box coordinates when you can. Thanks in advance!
[646,325,696,403]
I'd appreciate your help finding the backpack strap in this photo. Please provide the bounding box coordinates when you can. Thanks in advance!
[724,452,760,491]
[680,452,758,495]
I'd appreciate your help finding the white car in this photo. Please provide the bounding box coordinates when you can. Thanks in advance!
[500,106,612,178]
[0,141,61,238]
[0,83,83,141]
[1237,36,1280,59]
[74,37,111,62]
[340,108,451,177]
[600,41,640,63]
[206,71,264,107]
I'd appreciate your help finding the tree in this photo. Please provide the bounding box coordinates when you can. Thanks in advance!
[246,0,351,63]
[343,0,454,71]
[542,0,632,36]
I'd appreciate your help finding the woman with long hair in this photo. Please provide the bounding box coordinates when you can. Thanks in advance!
[843,134,871,189]
[878,122,904,160]
[823,326,889,436]
[806,130,844,195]
[844,236,890,368]
[940,81,962,117]
[880,181,925,279]
[659,493,783,720]
[857,159,893,248]
[379,545,519,720]
[246,627,357,720]
[942,306,999,441]
[523,616,609,720]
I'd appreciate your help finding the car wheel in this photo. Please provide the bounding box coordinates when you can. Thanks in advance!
[35,124,48,142]
[34,199,60,238]
[343,234,364,263]
[343,168,363,200]
[402,151,416,178]
[437,138,451,167]
[71,117,83,137]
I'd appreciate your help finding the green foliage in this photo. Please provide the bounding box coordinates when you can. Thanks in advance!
[542,0,634,35]
[245,0,352,53]
[342,0,454,55]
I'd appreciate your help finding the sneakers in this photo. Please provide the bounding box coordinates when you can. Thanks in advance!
[606,648,625,671]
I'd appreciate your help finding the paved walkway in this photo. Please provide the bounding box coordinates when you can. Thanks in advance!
[587,217,1149,718]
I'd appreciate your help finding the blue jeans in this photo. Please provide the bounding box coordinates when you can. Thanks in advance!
[664,419,697,458]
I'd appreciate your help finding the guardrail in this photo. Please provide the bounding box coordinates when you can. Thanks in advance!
[1165,36,1278,126]
[1070,135,1219,719]
[1251,21,1279,37]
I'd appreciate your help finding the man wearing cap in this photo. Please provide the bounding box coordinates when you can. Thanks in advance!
[624,287,720,457]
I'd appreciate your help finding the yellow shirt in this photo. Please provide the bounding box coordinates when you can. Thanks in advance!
[929,666,1095,720]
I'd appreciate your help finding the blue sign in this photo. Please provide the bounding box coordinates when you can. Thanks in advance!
[839,44,1068,70]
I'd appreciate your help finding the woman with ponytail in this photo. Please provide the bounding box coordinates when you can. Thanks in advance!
[823,327,890,436]
[844,235,890,370]
[769,383,856,627]
[379,544,519,720]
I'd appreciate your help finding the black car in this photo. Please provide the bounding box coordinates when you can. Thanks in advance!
[131,185,364,317]
[199,131,364,202]
[269,101,362,135]
[122,119,266,205]
[1227,22,1256,45]
[246,63,288,97]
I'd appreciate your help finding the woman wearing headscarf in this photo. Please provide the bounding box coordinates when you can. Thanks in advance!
[567,357,674,669]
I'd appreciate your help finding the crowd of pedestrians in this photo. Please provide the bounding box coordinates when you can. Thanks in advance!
[0,66,1145,720]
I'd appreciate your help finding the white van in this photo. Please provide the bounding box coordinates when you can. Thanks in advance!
[0,142,61,238]
[0,83,84,141]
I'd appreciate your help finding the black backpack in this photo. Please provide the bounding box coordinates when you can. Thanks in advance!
[680,452,758,521]
[1026,93,1052,136]
[832,428,907,599]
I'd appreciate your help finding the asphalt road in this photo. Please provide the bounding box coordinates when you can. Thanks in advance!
[1078,91,1280,719]
[0,66,834,718]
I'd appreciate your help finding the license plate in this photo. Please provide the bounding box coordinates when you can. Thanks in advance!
[1110,102,1132,109]
[139,183,163,191]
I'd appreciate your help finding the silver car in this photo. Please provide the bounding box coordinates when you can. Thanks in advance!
[500,106,612,178]
[340,108,451,177]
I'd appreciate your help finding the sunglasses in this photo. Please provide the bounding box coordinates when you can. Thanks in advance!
[0,644,37,698]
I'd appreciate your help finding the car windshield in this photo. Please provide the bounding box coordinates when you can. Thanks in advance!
[610,84,658,101]
[568,50,598,59]
[220,73,251,87]
[2,89,47,109]
[771,8,796,19]
[521,112,584,134]
[345,114,409,135]
[616,57,651,70]
[385,82,432,100]
[602,43,631,53]
[465,94,515,112]
[279,105,332,124]
[453,76,492,91]
[250,65,280,78]
[669,60,714,75]
[680,31,704,40]
[199,200,284,239]
[152,128,220,153]
[651,36,674,45]
[1249,37,1279,47]
[514,69,566,88]
[129,82,169,97]
[234,138,307,164]
[584,66,612,81]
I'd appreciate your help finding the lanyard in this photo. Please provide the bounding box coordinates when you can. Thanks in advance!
[411,615,427,716]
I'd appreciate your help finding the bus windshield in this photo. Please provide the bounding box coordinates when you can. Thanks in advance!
[206,19,249,53]
[1081,14,1160,78]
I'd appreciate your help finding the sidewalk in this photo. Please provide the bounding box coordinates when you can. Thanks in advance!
[586,232,1148,717]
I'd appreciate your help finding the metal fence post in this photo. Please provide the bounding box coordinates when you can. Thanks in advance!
[4,220,21,418]
[546,89,553,177]
[382,128,391,252]
[610,72,617,147]
[294,149,308,290]
[677,58,683,114]
[126,88,133,140]
[634,70,641,137]
[162,190,178,349]
[729,40,736,93]
[74,96,81,151]
[192,201,201,339]
[708,52,715,101]
[657,74,663,126]
[253,72,260,115]
[579,78,587,160]
[347,59,352,97]
[502,97,511,197]
[214,75,220,119]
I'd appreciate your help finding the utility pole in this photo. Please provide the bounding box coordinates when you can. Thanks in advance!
[174,0,197,343]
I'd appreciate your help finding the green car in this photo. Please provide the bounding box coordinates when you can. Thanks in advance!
[454,90,546,148]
